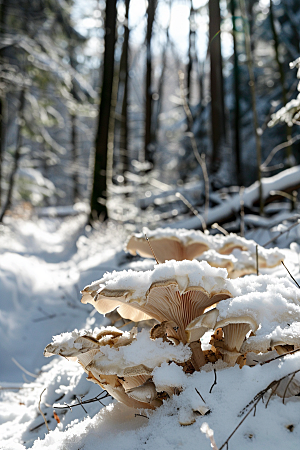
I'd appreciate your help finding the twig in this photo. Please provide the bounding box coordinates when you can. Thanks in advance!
[211,223,228,236]
[256,245,259,276]
[259,348,300,366]
[53,391,110,409]
[76,396,88,414]
[222,367,300,449]
[38,388,49,433]
[209,369,217,394]
[144,233,159,264]
[12,357,37,378]
[195,387,206,404]
[263,218,300,247]
[200,422,219,450]
[30,422,47,432]
[176,192,207,232]
[261,134,300,170]
[219,395,261,450]
[282,373,296,404]
[281,261,300,289]
[135,414,149,419]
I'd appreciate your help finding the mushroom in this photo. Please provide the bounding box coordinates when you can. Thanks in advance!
[44,326,192,410]
[213,234,284,269]
[81,260,233,370]
[212,316,259,366]
[125,228,211,263]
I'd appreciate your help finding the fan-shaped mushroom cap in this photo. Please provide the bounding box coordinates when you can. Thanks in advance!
[125,227,211,262]
[185,308,219,343]
[213,317,258,366]
[218,279,300,355]
[212,234,284,268]
[44,327,137,366]
[81,260,233,344]
[126,380,158,403]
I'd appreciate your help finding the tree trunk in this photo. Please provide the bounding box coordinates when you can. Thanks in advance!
[187,0,195,107]
[208,0,226,172]
[144,0,157,165]
[71,113,80,201]
[119,0,130,178]
[90,0,117,221]
[0,89,25,222]
[230,0,242,184]
[269,0,292,163]
[0,0,8,208]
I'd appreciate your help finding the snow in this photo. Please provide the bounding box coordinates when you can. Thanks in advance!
[173,165,300,229]
[85,259,231,302]
[1,215,300,450]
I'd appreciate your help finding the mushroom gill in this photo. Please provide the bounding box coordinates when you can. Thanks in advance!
[81,261,233,371]
[125,229,210,263]
[212,317,259,366]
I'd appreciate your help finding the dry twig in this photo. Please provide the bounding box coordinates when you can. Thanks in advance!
[281,261,300,289]
[38,388,49,433]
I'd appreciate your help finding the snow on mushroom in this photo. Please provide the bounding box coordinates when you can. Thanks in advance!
[44,327,192,410]
[125,228,284,276]
[214,275,300,363]
[81,260,233,370]
[126,227,211,263]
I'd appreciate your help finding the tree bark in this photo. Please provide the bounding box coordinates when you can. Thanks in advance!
[187,0,195,107]
[90,0,117,221]
[144,0,157,165]
[0,0,8,208]
[230,0,242,184]
[119,0,130,177]
[0,89,25,222]
[208,0,226,172]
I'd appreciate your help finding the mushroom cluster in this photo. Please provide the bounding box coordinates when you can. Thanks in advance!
[45,326,191,409]
[125,228,284,277]
[45,227,300,418]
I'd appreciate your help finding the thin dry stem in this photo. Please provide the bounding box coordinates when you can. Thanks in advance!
[144,233,160,264]
[176,192,207,231]
[211,223,228,236]
[263,218,300,247]
[38,388,50,433]
[281,260,300,289]
[12,357,38,378]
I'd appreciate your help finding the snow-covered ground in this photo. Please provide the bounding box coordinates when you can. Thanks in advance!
[1,211,300,450]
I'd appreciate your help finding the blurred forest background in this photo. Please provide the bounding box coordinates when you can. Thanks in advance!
[0,0,299,228]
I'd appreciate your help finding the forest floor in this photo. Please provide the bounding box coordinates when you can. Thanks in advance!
[1,193,300,449]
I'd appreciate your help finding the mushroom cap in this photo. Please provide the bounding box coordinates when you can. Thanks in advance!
[126,380,158,403]
[185,308,219,343]
[125,227,211,262]
[81,260,233,342]
[212,234,284,268]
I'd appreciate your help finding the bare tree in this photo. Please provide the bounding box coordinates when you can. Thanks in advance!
[230,0,242,184]
[90,0,117,221]
[208,0,226,172]
[0,89,25,222]
[119,0,130,178]
[144,0,157,166]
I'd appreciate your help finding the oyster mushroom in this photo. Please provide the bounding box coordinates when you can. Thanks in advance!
[213,234,284,269]
[213,316,259,366]
[45,326,191,410]
[125,228,211,263]
[81,260,233,370]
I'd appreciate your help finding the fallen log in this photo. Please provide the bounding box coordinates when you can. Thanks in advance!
[173,166,300,230]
